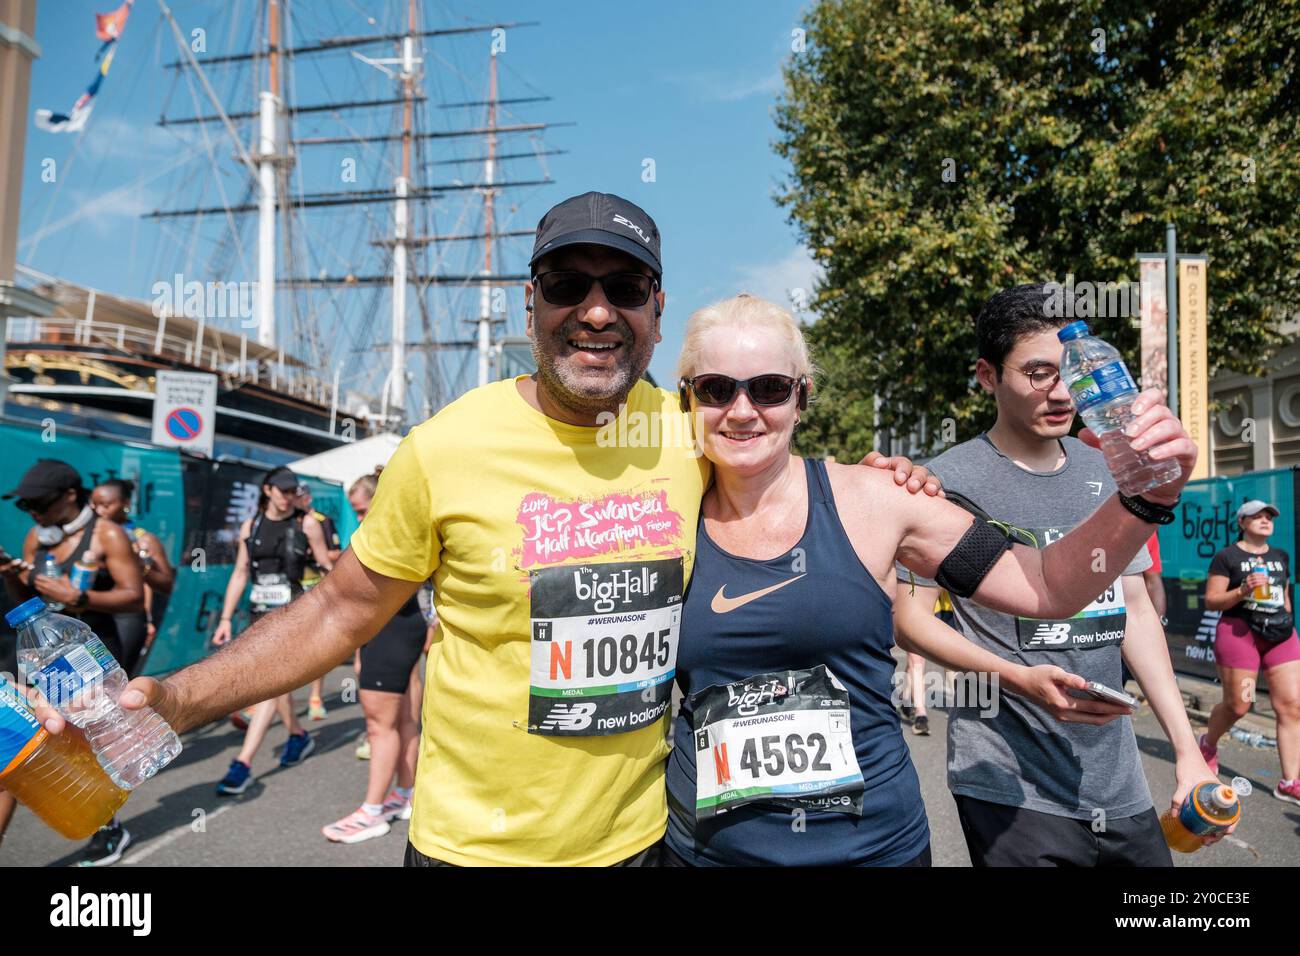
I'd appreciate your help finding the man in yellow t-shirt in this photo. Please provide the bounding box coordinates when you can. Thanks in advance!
[118,192,704,866]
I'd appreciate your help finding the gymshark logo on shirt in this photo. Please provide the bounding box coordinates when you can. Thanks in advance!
[612,214,650,244]
[1086,481,1103,496]
[538,702,596,731]
[711,575,806,614]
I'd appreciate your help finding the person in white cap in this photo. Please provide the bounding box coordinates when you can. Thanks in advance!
[1202,499,1300,805]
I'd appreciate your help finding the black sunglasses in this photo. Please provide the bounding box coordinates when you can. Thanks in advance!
[533,271,657,309]
[16,491,65,515]
[683,374,802,408]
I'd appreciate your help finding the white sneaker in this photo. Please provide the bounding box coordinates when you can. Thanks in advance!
[322,809,391,844]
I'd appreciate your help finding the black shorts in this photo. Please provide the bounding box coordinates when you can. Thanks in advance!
[360,607,426,694]
[403,839,664,867]
[954,794,1173,867]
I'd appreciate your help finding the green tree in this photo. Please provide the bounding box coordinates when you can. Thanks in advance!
[776,0,1299,458]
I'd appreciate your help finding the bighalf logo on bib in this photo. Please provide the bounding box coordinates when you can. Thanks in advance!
[570,565,661,613]
[516,490,684,567]
[727,677,790,717]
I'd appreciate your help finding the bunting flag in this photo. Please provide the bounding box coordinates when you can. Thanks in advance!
[34,0,134,134]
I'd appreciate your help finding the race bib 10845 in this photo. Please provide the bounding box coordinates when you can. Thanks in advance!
[528,557,683,736]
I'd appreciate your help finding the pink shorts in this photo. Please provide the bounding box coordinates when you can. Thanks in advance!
[1214,614,1300,671]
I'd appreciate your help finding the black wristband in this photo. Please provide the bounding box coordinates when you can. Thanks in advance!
[1118,492,1177,525]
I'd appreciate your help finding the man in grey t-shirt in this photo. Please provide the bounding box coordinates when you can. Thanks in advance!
[895,284,1220,866]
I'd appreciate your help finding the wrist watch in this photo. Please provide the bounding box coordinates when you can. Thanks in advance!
[1117,492,1177,525]
[70,589,89,612]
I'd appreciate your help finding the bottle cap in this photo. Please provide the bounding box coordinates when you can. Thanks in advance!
[1210,785,1237,809]
[1230,776,1253,797]
[3,597,47,629]
[1057,320,1091,342]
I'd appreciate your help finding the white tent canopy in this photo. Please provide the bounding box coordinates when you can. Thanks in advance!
[290,432,403,491]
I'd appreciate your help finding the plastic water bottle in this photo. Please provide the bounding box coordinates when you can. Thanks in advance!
[0,675,128,839]
[1159,778,1246,853]
[39,553,65,612]
[8,597,181,789]
[1057,321,1182,495]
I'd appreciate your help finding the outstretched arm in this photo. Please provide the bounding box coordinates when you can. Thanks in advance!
[894,390,1197,620]
[120,550,419,733]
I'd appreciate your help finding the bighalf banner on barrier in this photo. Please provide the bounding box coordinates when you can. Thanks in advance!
[1158,466,1298,684]
[0,419,355,678]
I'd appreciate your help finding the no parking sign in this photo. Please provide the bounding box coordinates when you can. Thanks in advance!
[152,371,217,456]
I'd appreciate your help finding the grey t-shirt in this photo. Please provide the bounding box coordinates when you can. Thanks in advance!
[897,433,1153,820]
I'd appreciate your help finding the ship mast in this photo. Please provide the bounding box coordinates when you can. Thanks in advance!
[477,53,498,387]
[388,0,419,422]
[256,0,281,348]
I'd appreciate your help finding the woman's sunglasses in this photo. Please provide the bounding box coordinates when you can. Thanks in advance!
[680,374,805,408]
[534,271,657,309]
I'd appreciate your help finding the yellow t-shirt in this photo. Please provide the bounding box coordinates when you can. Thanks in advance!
[350,376,708,866]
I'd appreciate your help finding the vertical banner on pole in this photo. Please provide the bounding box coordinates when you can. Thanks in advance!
[1138,255,1168,396]
[1178,256,1210,480]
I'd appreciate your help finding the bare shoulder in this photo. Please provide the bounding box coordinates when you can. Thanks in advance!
[96,519,131,549]
[822,459,914,515]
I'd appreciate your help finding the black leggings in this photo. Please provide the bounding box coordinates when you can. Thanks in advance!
[113,612,148,677]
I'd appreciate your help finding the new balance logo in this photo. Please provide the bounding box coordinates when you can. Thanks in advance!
[612,214,650,244]
[1030,622,1072,645]
[538,702,597,731]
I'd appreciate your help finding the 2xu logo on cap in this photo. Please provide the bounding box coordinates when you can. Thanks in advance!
[612,214,650,245]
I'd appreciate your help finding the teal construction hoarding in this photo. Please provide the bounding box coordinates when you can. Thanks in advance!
[0,418,356,677]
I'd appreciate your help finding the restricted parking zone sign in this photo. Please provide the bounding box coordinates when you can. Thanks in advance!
[152,371,217,457]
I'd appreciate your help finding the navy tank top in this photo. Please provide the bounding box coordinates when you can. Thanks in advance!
[666,458,930,865]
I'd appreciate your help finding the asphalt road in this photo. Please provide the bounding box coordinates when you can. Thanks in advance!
[2,659,1297,867]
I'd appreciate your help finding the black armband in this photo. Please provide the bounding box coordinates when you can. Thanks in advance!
[935,519,1015,598]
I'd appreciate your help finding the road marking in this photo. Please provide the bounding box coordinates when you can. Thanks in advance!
[122,803,235,865]
[1222,834,1261,860]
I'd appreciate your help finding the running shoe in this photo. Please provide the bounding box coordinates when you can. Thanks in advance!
[355,739,371,760]
[216,759,253,795]
[899,703,915,721]
[229,709,253,731]
[912,714,930,736]
[72,822,131,867]
[1198,732,1219,776]
[1274,780,1300,806]
[380,789,413,822]
[308,697,327,721]
[322,809,391,844]
[280,730,315,767]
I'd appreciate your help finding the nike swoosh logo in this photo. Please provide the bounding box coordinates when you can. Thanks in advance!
[711,575,806,614]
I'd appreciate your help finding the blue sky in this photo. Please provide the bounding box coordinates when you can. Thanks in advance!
[17,0,819,397]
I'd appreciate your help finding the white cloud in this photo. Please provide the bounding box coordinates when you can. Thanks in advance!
[670,69,783,104]
[733,246,823,317]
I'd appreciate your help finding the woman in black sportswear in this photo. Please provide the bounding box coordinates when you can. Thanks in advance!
[210,466,335,796]
[91,479,175,677]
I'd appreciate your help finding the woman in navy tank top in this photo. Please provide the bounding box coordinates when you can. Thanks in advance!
[665,294,1197,866]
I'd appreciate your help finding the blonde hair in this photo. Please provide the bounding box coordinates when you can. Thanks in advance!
[675,293,815,385]
[348,465,385,501]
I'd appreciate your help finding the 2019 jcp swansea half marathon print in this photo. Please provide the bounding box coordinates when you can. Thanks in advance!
[528,558,684,735]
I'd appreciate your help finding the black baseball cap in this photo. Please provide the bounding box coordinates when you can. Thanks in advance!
[264,466,300,492]
[529,191,662,280]
[3,459,83,501]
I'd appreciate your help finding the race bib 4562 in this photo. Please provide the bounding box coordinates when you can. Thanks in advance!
[528,558,683,736]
